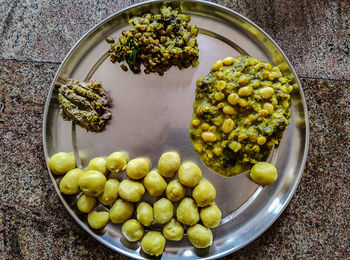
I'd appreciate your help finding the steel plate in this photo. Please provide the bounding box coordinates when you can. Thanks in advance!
[43,0,309,259]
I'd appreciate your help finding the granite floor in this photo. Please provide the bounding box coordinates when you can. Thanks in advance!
[0,0,349,259]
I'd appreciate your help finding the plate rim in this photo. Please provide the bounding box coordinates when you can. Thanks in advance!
[42,0,310,258]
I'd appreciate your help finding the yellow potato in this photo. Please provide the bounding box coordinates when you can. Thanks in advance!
[79,170,106,197]
[119,179,145,202]
[143,170,167,197]
[141,231,166,257]
[122,219,144,242]
[158,152,180,178]
[106,152,127,172]
[88,211,109,229]
[98,179,119,206]
[166,180,186,202]
[153,198,174,224]
[187,224,213,248]
[48,152,75,175]
[77,194,96,213]
[200,203,222,228]
[59,168,84,194]
[87,157,107,175]
[192,180,216,207]
[176,197,199,226]
[178,162,202,187]
[110,199,134,223]
[250,162,278,185]
[136,202,153,227]
[163,218,184,241]
[126,158,150,180]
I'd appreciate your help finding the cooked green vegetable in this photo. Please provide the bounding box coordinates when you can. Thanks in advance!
[190,56,293,176]
[58,79,111,132]
[107,5,199,75]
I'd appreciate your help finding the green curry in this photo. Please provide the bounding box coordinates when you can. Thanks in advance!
[189,56,294,176]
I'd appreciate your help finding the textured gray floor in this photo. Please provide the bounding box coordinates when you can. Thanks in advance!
[0,0,349,259]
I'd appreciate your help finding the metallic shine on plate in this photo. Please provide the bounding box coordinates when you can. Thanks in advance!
[43,0,309,259]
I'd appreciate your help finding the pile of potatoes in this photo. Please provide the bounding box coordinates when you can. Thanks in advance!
[48,151,222,256]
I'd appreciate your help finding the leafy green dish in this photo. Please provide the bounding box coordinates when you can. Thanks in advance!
[190,56,294,177]
[107,5,199,75]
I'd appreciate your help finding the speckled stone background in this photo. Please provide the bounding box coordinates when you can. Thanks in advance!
[0,0,349,259]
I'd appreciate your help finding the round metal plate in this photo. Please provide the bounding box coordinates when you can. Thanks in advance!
[43,0,309,259]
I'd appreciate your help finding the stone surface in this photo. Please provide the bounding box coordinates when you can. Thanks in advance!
[1,0,350,79]
[0,0,349,259]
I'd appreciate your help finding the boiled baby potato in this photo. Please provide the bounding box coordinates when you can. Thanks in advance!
[122,219,144,242]
[141,231,166,257]
[98,179,119,206]
[176,197,199,226]
[187,224,213,248]
[88,211,109,229]
[192,180,216,207]
[77,194,97,213]
[106,152,127,172]
[79,170,106,197]
[119,179,145,202]
[162,218,184,241]
[136,202,153,227]
[88,157,107,175]
[178,162,202,187]
[59,168,84,194]
[250,162,278,185]
[158,151,180,178]
[109,199,135,224]
[200,203,222,228]
[48,152,75,175]
[166,180,186,202]
[126,158,149,179]
[153,198,174,224]
[143,170,167,197]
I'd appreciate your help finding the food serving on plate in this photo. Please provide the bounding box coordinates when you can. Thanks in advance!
[48,151,222,256]
[190,56,294,177]
[107,5,199,75]
[58,79,111,132]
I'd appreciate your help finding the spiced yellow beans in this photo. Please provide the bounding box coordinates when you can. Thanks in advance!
[176,197,199,226]
[143,170,167,197]
[109,199,134,224]
[136,202,153,227]
[119,179,145,202]
[106,152,127,172]
[166,180,186,202]
[178,162,202,187]
[126,158,150,179]
[187,224,213,248]
[250,162,278,185]
[200,203,222,228]
[88,211,109,229]
[158,152,180,178]
[79,170,106,197]
[163,219,184,241]
[48,152,75,175]
[59,168,84,194]
[122,219,144,242]
[153,198,174,224]
[141,231,166,257]
[98,179,119,206]
[192,180,216,207]
[77,194,96,213]
[88,157,107,175]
